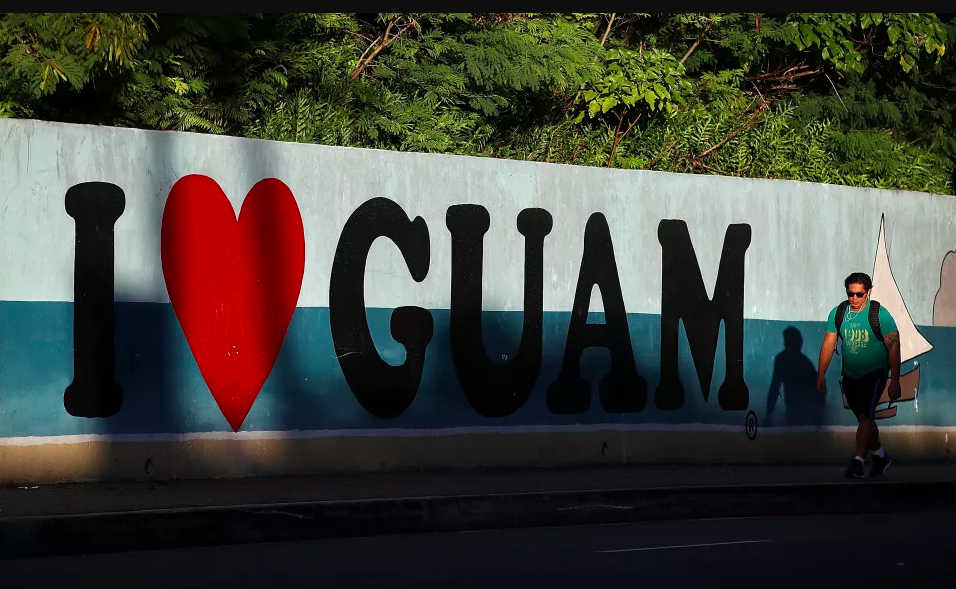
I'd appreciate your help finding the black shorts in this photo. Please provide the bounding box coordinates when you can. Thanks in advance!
[841,368,889,418]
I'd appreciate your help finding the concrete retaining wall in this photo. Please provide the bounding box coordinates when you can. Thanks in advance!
[1,118,955,484]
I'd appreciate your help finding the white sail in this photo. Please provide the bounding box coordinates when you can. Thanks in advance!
[871,215,933,362]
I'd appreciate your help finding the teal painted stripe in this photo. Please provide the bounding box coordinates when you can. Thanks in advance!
[1,302,955,437]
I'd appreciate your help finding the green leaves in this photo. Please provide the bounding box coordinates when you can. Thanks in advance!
[888,25,901,45]
[782,13,948,76]
[0,13,154,96]
[878,14,947,74]
[574,46,690,124]
[0,12,952,194]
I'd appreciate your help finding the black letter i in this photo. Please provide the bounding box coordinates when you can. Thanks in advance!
[64,182,125,418]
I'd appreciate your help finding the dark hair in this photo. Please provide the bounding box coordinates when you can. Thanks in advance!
[845,272,872,290]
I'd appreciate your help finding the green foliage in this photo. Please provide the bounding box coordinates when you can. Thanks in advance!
[782,13,946,75]
[0,13,154,96]
[575,47,691,122]
[1,12,953,195]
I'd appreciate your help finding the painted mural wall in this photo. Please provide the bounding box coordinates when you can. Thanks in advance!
[1,118,956,484]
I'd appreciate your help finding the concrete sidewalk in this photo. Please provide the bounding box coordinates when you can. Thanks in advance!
[2,462,955,559]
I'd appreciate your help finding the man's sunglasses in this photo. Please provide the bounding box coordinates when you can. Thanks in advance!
[846,291,867,299]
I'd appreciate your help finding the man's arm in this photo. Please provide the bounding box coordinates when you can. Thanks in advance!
[816,331,838,392]
[884,329,902,399]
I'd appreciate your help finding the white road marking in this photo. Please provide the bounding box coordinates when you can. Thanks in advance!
[598,539,771,553]
[689,516,760,522]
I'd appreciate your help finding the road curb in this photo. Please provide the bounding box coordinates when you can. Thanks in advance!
[2,480,954,559]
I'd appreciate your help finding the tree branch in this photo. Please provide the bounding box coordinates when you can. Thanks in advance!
[565,13,616,111]
[680,20,715,65]
[918,80,956,93]
[598,13,616,46]
[606,110,627,167]
[645,140,677,169]
[350,18,417,83]
[350,31,378,44]
[607,110,641,167]
[570,139,588,165]
[354,33,384,69]
[693,100,769,165]
[745,62,819,82]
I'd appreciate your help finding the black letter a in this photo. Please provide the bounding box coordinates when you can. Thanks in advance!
[547,213,647,414]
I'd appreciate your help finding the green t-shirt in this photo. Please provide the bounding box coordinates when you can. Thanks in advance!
[825,301,898,378]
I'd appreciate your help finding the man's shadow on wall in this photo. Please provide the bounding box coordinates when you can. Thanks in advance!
[766,326,826,427]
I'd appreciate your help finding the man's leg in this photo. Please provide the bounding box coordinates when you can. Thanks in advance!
[856,415,875,458]
[845,411,869,478]
[844,375,869,478]
[869,420,882,452]
[867,374,892,476]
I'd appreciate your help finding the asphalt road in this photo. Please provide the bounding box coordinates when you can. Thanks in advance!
[4,511,954,587]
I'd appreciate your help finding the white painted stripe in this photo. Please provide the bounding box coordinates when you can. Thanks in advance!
[2,423,954,447]
[1,118,952,325]
[598,539,771,553]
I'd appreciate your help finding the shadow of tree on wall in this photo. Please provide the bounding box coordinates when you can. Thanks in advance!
[103,129,182,483]
[110,294,178,481]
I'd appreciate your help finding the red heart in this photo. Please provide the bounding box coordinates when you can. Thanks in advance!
[161,174,305,431]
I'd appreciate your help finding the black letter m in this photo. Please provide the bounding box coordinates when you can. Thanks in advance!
[655,220,751,411]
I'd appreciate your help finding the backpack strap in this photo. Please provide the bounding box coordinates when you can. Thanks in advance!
[868,299,883,343]
[833,300,849,356]
[834,300,849,339]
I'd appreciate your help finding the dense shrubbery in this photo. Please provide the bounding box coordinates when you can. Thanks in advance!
[3,13,954,194]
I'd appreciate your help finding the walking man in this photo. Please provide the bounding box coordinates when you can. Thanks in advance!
[816,272,902,478]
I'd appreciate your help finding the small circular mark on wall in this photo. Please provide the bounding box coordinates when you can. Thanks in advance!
[745,411,757,441]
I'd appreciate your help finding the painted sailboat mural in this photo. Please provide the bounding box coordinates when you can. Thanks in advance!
[842,215,933,419]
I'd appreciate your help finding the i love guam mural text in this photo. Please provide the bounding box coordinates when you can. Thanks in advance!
[2,118,955,443]
[65,175,751,431]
